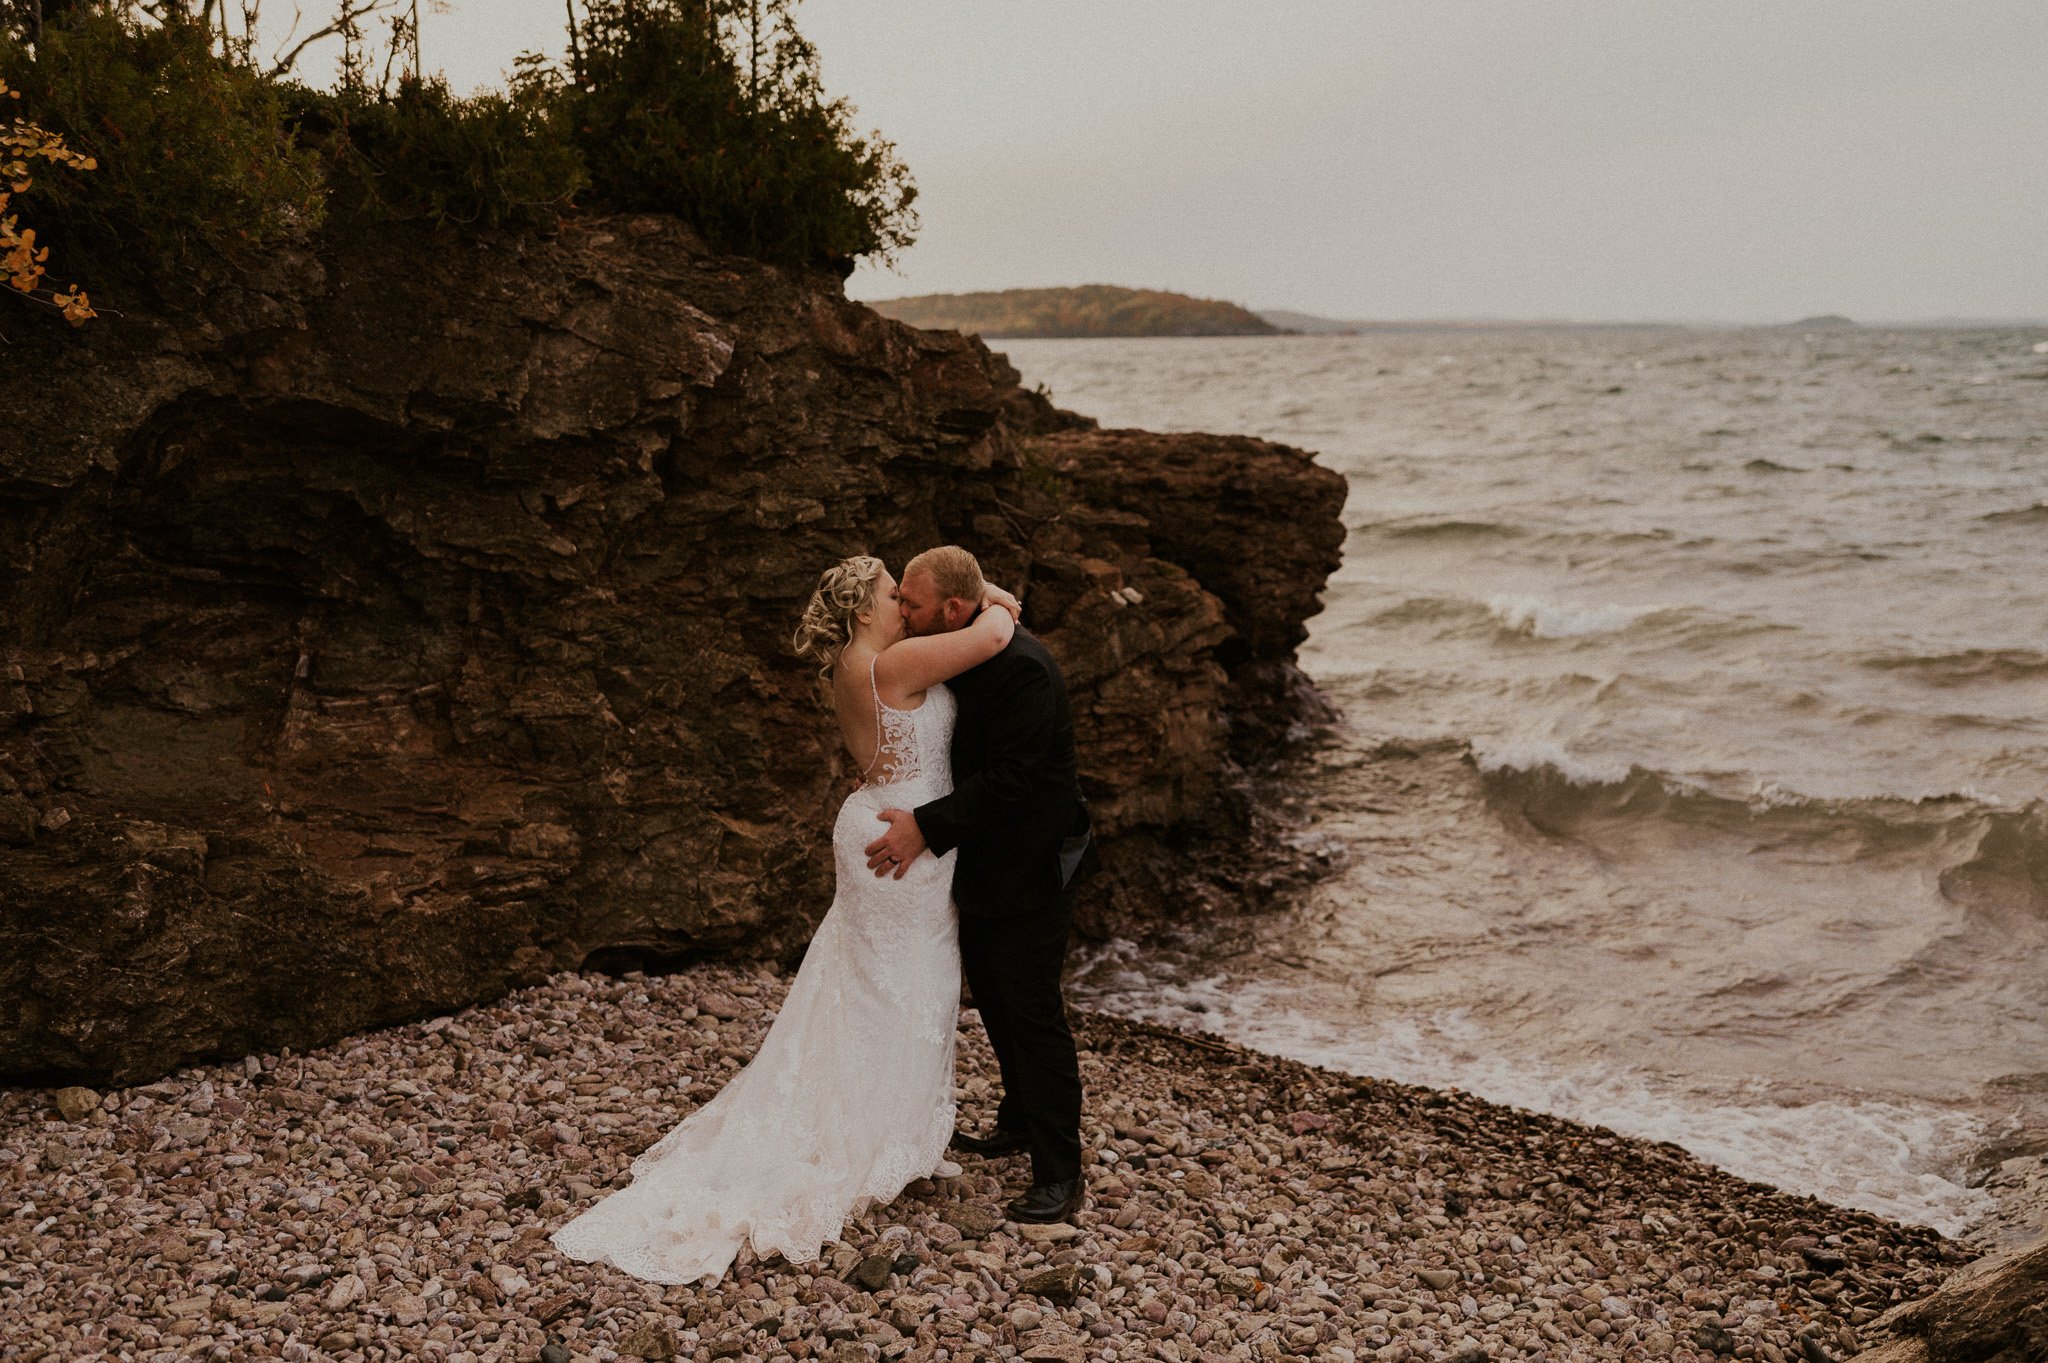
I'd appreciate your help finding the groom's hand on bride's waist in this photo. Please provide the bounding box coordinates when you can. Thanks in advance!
[864,809,927,879]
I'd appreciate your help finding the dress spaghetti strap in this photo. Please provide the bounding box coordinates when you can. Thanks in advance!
[858,654,885,783]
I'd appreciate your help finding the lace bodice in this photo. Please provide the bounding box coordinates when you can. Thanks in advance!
[860,664,956,793]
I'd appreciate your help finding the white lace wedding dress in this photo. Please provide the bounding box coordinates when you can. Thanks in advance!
[550,674,962,1285]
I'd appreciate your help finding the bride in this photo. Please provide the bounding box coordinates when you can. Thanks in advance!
[550,553,1020,1285]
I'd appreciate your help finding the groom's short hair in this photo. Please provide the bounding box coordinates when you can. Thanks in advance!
[903,545,985,604]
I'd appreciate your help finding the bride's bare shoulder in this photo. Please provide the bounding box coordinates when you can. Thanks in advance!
[829,645,878,715]
[833,643,877,682]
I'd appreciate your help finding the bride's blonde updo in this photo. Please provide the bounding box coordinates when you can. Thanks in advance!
[792,554,886,678]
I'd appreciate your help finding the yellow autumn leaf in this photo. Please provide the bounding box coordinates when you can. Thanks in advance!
[0,78,96,325]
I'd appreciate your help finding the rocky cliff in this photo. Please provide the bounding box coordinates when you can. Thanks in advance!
[0,215,1346,1086]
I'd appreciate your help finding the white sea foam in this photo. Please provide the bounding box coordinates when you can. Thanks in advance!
[1470,736,1634,786]
[1072,962,1994,1236]
[1487,595,1661,639]
[1747,777,2020,811]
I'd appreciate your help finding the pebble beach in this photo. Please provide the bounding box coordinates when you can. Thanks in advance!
[0,963,1968,1363]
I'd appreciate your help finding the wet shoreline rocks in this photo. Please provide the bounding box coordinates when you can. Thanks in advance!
[0,964,1971,1361]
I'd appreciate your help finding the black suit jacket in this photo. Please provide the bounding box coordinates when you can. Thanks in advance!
[915,626,1088,919]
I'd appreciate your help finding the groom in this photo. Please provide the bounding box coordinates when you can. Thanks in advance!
[864,545,1094,1224]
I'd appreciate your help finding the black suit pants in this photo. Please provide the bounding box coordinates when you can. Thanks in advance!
[959,899,1083,1185]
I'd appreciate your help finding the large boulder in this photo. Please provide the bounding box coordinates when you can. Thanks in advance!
[1856,1239,2047,1363]
[0,214,1346,1085]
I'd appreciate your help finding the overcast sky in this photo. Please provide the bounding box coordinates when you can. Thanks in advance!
[277,1,2047,323]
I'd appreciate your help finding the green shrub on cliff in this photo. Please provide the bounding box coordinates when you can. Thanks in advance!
[562,0,917,271]
[295,0,918,263]
[0,0,913,287]
[289,69,587,230]
[0,11,324,263]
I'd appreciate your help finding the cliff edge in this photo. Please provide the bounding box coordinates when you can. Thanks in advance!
[0,215,1346,1085]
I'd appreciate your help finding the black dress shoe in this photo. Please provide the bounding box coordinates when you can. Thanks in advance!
[949,1126,1030,1156]
[1006,1177,1084,1224]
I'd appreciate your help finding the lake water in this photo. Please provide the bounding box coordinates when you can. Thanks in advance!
[1001,326,2048,1241]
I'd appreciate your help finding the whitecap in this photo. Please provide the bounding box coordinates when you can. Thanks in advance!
[1487,594,1661,639]
[1470,736,1634,786]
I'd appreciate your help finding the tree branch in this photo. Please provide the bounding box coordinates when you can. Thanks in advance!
[268,0,403,78]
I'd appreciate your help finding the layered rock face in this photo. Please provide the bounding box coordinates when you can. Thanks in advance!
[0,215,1345,1086]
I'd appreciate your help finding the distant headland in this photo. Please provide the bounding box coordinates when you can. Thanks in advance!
[868,285,1282,338]
[868,290,1886,340]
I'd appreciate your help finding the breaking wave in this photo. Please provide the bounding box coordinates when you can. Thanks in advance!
[1471,745,2048,917]
[1487,595,1666,639]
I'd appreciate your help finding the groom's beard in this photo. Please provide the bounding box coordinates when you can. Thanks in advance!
[901,603,972,637]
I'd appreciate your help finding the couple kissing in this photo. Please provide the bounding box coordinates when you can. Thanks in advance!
[551,545,1096,1286]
